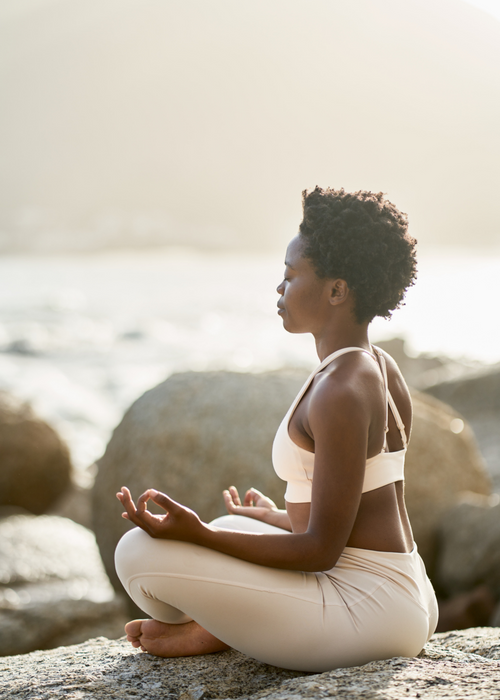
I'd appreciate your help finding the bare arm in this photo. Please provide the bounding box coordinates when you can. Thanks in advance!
[117,374,370,572]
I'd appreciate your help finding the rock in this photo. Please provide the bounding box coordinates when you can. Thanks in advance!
[0,391,72,514]
[435,492,500,598]
[405,391,490,572]
[492,602,500,627]
[0,514,128,656]
[1,629,500,699]
[425,365,500,490]
[93,371,490,591]
[48,482,93,530]
[92,370,309,591]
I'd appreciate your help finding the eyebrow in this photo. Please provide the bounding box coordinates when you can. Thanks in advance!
[284,259,295,269]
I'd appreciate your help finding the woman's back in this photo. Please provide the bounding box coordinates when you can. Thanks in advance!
[280,346,414,553]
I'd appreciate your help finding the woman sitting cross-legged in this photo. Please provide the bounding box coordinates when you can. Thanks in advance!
[115,186,438,672]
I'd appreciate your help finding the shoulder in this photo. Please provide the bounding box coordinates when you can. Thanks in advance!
[308,352,378,426]
[371,345,411,398]
[371,345,413,426]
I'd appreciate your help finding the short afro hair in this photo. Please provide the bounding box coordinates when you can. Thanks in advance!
[299,187,417,323]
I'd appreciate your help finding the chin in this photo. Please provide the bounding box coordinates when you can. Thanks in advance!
[281,319,304,335]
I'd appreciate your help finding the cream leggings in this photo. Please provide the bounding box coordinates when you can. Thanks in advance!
[115,515,438,672]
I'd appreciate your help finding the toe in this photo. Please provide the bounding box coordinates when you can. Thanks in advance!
[125,619,145,638]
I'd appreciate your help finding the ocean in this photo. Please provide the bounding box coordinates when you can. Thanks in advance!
[1,247,499,485]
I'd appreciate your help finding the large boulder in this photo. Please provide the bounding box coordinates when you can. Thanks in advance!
[93,370,309,591]
[435,493,500,598]
[0,514,128,656]
[425,365,500,490]
[2,629,500,699]
[0,391,72,514]
[405,391,490,573]
[93,370,490,591]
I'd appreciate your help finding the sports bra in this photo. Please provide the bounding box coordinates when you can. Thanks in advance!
[272,346,408,503]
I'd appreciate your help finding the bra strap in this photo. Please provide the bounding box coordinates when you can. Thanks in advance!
[376,351,390,451]
[319,346,376,368]
[372,346,408,450]
[388,392,408,449]
[287,347,374,421]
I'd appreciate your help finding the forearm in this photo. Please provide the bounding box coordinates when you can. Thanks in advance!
[260,508,292,531]
[194,522,336,572]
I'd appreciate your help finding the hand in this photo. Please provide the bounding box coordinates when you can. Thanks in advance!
[116,486,203,542]
[223,486,279,523]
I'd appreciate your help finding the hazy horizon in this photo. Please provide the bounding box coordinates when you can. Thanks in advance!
[0,0,499,253]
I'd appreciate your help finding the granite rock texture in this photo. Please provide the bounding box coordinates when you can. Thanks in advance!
[0,514,128,656]
[436,493,500,597]
[93,370,490,590]
[0,391,71,514]
[1,629,500,700]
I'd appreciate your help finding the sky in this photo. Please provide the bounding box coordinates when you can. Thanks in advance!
[462,0,500,20]
[0,0,499,252]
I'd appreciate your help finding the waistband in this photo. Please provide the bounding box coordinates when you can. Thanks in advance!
[325,542,425,581]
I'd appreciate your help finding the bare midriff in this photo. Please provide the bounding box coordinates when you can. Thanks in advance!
[286,481,414,554]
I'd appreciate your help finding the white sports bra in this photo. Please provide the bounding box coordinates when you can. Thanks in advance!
[272,346,408,503]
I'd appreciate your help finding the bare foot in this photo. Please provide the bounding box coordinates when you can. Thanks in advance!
[436,585,497,632]
[124,618,231,657]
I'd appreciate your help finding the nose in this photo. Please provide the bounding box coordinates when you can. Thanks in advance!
[276,279,285,295]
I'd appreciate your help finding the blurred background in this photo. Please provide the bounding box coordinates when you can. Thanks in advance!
[0,0,499,480]
[2,0,500,660]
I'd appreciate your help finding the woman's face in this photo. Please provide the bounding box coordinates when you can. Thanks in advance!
[276,235,333,334]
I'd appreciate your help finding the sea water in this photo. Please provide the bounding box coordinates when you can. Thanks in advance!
[1,248,499,484]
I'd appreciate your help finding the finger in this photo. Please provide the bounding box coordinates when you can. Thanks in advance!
[119,486,138,517]
[136,490,153,514]
[223,489,238,513]
[244,488,258,507]
[121,503,158,536]
[120,486,136,507]
[149,489,179,512]
[228,486,242,506]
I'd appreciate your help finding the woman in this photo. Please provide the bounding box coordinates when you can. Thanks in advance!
[115,187,438,672]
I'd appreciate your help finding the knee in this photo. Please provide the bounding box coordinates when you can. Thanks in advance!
[114,527,150,585]
[209,514,241,529]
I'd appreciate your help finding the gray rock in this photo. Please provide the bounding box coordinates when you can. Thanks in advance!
[492,602,500,628]
[0,514,128,656]
[435,493,500,598]
[425,365,500,491]
[0,391,72,514]
[93,370,490,591]
[405,391,490,573]
[92,370,309,591]
[1,629,500,700]
[48,482,93,530]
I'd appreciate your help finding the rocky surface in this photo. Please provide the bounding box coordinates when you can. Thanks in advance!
[436,493,500,598]
[0,514,128,656]
[1,628,500,699]
[0,391,72,514]
[93,370,490,590]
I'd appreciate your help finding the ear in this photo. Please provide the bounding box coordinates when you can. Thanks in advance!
[328,278,350,306]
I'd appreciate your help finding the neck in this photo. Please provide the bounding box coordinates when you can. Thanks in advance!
[314,322,371,362]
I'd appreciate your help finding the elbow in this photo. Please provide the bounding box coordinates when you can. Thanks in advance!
[300,542,340,572]
[302,557,337,573]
